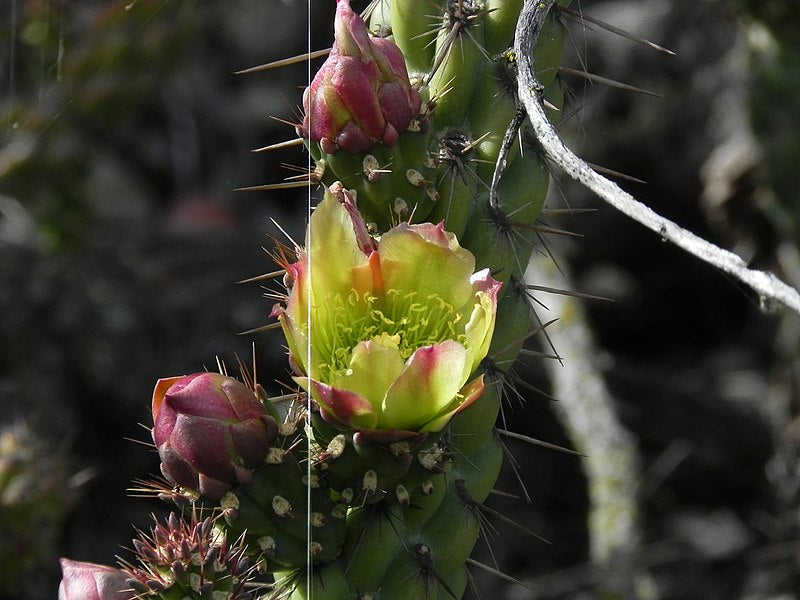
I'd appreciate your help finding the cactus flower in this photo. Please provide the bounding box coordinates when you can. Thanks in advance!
[151,372,277,500]
[300,0,421,154]
[272,183,501,441]
[58,559,133,600]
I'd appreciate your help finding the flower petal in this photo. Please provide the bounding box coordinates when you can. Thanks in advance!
[463,269,502,377]
[307,191,371,301]
[330,334,405,411]
[164,373,238,420]
[152,376,182,423]
[419,375,485,433]
[380,340,468,431]
[169,414,235,484]
[277,311,310,376]
[378,223,475,308]
[304,378,379,431]
[58,559,134,600]
[334,0,373,58]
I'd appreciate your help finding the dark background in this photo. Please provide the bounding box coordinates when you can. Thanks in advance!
[1,0,798,598]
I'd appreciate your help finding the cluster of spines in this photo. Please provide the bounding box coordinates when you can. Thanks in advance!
[121,511,256,600]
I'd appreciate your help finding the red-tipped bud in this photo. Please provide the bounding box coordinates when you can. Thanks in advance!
[300,0,421,154]
[151,372,277,500]
[58,559,133,600]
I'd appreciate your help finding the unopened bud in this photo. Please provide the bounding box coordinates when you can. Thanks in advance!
[300,0,421,153]
[151,373,277,501]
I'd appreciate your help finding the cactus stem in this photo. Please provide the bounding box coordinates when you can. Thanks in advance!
[426,12,490,95]
[408,543,461,600]
[442,0,483,25]
[428,74,457,103]
[344,504,407,578]
[453,480,504,562]
[483,205,542,277]
[434,132,490,181]
[426,23,461,86]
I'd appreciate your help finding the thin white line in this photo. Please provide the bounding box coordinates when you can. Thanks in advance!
[306,0,314,596]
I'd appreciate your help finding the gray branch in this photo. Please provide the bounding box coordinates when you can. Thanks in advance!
[525,254,645,596]
[514,0,800,316]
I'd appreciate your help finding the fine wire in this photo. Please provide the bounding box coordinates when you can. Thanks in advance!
[306,0,314,596]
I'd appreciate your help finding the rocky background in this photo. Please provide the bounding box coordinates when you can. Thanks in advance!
[1,1,798,598]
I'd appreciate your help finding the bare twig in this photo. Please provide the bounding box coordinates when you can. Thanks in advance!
[514,1,800,316]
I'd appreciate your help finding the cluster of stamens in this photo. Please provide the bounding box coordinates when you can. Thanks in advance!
[314,288,467,380]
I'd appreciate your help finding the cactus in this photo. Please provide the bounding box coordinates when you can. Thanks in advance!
[235,1,568,598]
[53,1,800,598]
[59,0,572,598]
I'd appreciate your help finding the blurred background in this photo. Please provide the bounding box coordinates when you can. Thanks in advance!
[1,0,798,598]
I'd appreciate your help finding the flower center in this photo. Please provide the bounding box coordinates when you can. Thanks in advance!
[313,287,467,381]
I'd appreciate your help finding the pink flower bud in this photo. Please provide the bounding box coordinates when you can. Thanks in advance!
[58,559,133,600]
[300,0,421,154]
[151,373,277,500]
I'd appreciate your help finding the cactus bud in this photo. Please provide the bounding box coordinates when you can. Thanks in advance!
[122,513,255,599]
[272,183,501,441]
[58,559,133,600]
[151,372,278,500]
[300,0,421,153]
